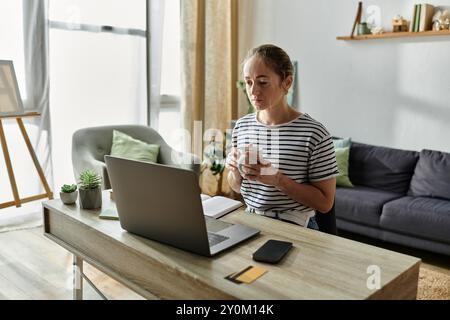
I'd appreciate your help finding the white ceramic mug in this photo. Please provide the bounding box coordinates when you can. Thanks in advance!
[237,145,268,176]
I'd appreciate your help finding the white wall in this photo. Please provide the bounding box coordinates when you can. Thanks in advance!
[241,0,450,152]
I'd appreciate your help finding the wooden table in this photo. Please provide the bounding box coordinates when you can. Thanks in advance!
[42,191,421,300]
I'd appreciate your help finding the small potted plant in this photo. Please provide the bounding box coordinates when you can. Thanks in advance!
[201,136,226,196]
[60,184,78,205]
[78,169,102,209]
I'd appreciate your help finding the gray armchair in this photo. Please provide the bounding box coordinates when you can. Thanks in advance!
[72,125,200,190]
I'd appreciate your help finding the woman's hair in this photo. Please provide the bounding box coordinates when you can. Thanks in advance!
[242,44,294,81]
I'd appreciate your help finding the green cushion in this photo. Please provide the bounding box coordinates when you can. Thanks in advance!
[110,130,160,163]
[335,147,354,187]
[333,137,351,149]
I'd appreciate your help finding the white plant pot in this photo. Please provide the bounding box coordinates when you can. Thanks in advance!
[60,190,78,205]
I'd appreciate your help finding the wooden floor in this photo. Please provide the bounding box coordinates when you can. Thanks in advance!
[0,226,448,300]
[0,227,143,300]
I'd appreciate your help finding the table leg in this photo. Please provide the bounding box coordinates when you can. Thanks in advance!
[73,255,83,300]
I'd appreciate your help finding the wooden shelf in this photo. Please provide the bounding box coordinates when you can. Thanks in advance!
[337,29,450,40]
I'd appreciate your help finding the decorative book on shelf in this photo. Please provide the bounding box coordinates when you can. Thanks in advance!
[411,3,434,32]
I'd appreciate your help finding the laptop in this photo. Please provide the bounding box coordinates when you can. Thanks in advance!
[104,155,260,256]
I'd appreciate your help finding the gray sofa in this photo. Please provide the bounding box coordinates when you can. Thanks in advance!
[72,125,200,190]
[335,142,450,256]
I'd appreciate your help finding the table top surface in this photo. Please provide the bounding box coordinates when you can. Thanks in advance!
[43,192,421,300]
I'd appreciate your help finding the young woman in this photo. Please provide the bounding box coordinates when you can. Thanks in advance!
[226,44,338,230]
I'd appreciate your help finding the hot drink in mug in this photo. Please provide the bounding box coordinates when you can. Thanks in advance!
[237,145,270,176]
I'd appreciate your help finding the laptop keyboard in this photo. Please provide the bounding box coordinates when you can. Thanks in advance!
[207,232,229,247]
[205,216,233,233]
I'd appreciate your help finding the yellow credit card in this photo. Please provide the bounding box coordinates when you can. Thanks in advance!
[235,266,267,284]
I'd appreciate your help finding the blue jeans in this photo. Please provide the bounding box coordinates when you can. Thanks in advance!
[307,217,319,230]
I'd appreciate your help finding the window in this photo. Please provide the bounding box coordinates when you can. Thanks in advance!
[49,0,146,29]
[158,0,182,150]
[160,0,180,97]
[0,0,26,98]
[49,0,147,189]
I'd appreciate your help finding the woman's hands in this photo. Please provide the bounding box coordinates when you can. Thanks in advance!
[226,147,243,193]
[225,147,241,178]
[239,161,282,187]
[227,145,335,212]
[227,146,282,187]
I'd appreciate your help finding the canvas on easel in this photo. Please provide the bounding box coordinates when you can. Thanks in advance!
[0,60,25,116]
[0,59,52,209]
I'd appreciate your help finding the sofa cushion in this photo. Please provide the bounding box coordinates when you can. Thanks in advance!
[349,142,419,194]
[408,149,450,201]
[333,137,351,149]
[111,130,160,163]
[335,186,403,227]
[381,196,450,244]
[335,147,353,187]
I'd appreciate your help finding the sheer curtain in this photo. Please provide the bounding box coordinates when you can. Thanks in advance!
[23,0,53,188]
[0,0,51,230]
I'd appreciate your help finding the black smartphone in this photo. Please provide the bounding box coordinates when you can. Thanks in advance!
[252,239,293,264]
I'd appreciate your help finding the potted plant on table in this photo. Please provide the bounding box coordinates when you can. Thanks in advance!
[201,136,227,196]
[78,169,102,209]
[60,184,78,205]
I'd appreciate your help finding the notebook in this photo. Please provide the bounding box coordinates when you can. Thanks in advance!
[201,195,243,219]
[99,207,119,220]
[102,193,242,220]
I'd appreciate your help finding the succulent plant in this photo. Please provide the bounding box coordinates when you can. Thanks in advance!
[78,170,102,190]
[60,184,77,193]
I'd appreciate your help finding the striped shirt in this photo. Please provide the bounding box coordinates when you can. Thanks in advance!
[232,113,339,213]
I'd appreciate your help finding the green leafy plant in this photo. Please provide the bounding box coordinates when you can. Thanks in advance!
[78,170,102,190]
[210,160,225,176]
[60,184,77,193]
[236,80,255,114]
[201,136,227,196]
[203,136,226,176]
